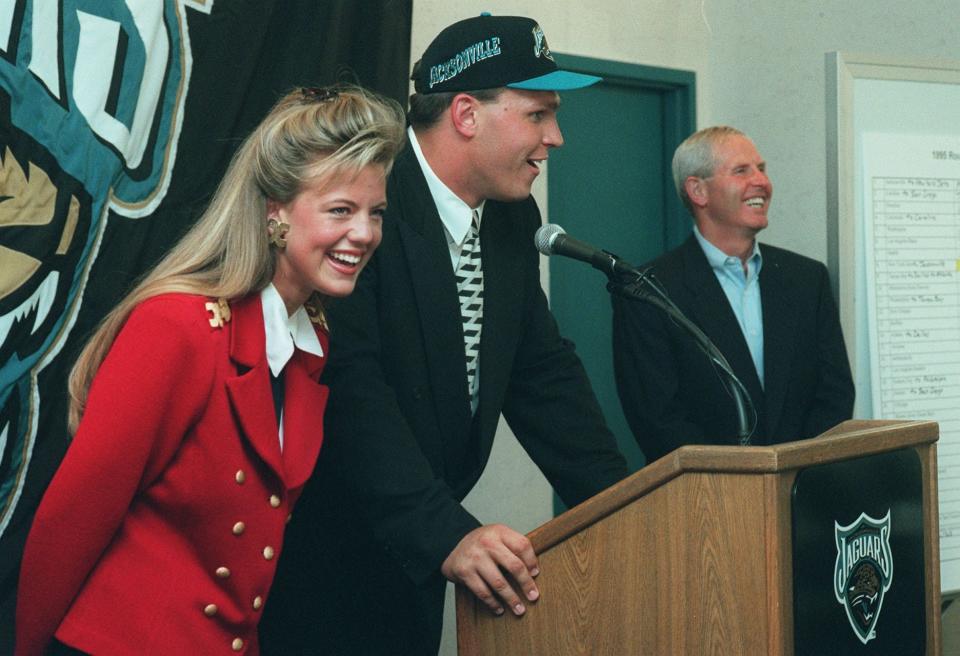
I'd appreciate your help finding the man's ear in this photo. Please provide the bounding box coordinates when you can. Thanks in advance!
[449,93,481,138]
[685,177,708,209]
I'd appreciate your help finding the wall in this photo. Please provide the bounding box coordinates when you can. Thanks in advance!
[408,2,960,653]
[704,1,959,260]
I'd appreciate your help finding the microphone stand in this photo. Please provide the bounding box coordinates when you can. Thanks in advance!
[605,260,756,446]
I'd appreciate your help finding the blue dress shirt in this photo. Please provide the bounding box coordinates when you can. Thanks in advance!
[692,226,764,387]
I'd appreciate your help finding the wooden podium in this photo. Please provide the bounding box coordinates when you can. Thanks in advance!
[456,420,941,655]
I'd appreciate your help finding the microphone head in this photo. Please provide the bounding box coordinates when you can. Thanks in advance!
[534,224,566,255]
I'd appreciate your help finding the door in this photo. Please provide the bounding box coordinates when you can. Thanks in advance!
[548,55,695,473]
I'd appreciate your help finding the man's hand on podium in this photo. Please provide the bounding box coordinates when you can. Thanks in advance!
[441,524,541,617]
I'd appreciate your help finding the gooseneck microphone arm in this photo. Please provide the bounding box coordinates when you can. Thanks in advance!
[606,269,755,447]
[535,224,755,446]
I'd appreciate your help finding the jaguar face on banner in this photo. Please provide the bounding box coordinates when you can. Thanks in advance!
[0,0,201,540]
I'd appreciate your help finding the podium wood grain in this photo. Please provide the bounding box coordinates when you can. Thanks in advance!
[456,420,941,655]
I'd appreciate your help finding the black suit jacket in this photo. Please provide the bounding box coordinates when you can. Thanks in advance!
[262,145,627,655]
[612,235,854,463]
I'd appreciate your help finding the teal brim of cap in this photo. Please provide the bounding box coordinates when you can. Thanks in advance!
[507,70,602,91]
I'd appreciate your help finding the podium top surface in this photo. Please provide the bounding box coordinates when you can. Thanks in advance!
[529,419,938,553]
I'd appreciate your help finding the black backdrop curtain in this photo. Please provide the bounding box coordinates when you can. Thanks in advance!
[0,2,411,649]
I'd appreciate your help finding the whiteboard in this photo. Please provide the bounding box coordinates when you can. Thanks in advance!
[826,52,960,594]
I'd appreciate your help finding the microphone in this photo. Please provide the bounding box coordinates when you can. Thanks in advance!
[535,225,757,445]
[534,224,638,278]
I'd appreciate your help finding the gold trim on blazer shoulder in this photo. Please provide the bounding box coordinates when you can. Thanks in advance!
[304,300,328,331]
[205,298,232,328]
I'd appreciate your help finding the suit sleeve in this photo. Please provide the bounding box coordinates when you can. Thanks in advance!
[500,212,629,507]
[15,298,215,656]
[319,254,481,586]
[611,290,708,462]
[802,264,855,437]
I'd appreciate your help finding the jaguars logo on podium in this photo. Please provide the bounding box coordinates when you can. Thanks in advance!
[833,510,894,644]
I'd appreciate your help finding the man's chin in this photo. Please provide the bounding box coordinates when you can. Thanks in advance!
[490,187,534,203]
[741,217,768,234]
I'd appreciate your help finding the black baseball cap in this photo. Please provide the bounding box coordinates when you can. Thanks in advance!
[412,13,601,94]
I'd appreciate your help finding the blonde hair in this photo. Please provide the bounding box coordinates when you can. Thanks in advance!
[68,85,405,432]
[672,126,746,213]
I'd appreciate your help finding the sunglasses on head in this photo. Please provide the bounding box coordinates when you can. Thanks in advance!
[300,87,339,103]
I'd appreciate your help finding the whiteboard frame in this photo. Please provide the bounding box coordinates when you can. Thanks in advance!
[826,51,960,379]
[826,51,960,596]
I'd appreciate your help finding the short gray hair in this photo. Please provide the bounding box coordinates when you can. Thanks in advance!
[672,126,746,213]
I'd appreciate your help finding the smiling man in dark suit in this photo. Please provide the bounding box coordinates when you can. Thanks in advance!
[612,126,855,464]
[260,14,628,656]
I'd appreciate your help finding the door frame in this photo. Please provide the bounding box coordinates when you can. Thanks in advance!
[548,55,696,511]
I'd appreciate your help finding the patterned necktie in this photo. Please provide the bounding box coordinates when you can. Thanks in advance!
[455,210,483,411]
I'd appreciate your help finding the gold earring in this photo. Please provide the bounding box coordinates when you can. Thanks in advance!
[267,218,290,249]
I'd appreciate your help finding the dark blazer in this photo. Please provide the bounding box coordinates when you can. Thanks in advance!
[612,235,854,463]
[17,294,328,656]
[262,146,628,655]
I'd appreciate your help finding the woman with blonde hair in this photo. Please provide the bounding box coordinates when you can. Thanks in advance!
[16,85,405,656]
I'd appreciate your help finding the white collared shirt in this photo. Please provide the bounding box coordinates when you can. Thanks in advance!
[408,126,485,265]
[408,127,484,413]
[260,283,325,449]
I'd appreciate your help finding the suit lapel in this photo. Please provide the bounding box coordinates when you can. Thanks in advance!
[392,149,473,443]
[679,238,765,412]
[758,245,797,438]
[280,346,328,489]
[475,203,522,442]
[224,295,286,481]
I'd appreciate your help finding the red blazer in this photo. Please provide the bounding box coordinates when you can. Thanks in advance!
[16,293,328,656]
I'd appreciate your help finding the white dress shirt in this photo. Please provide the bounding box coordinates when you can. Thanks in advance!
[260,283,325,449]
[408,127,484,410]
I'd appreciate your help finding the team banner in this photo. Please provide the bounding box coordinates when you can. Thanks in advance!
[0,2,410,648]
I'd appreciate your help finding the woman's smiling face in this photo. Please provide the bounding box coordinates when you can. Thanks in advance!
[270,164,387,313]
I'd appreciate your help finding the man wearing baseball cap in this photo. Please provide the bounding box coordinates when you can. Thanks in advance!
[262,14,628,655]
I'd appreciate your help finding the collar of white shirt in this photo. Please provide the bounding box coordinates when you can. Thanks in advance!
[693,224,763,277]
[407,126,484,251]
[260,283,324,377]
